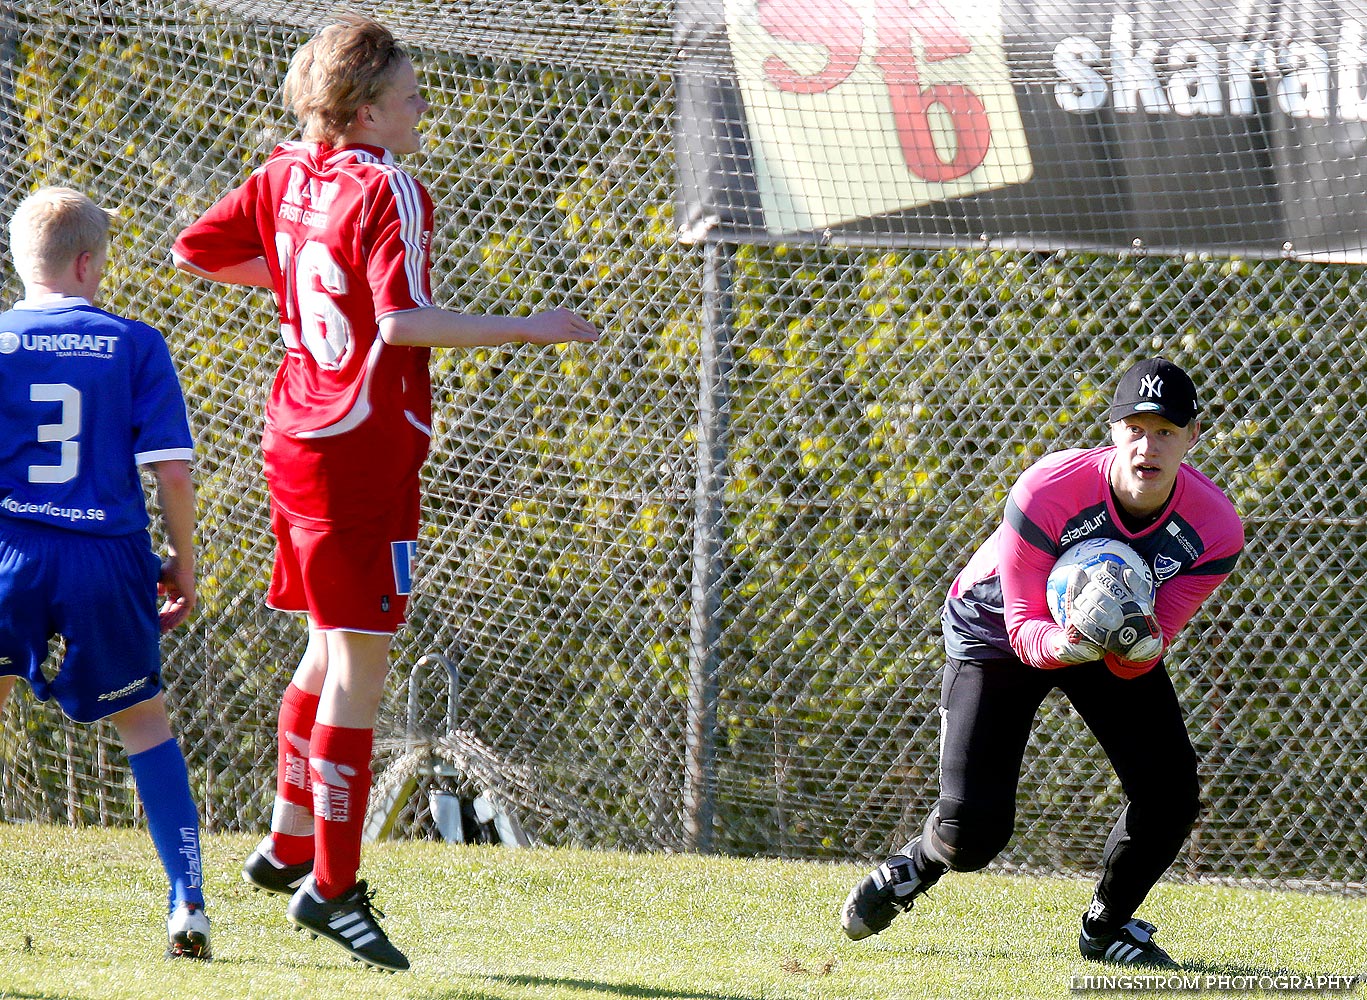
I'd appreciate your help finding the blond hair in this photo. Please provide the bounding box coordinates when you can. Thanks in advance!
[8,186,110,285]
[283,15,409,145]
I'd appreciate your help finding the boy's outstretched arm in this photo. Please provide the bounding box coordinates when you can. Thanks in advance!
[380,305,598,349]
[173,253,273,289]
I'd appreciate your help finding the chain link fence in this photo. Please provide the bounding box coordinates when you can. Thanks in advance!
[0,1,1361,895]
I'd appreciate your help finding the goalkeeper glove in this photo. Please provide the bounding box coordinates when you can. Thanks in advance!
[1052,566,1106,664]
[1067,562,1163,663]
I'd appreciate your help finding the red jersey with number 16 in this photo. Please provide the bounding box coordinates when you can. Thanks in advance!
[173,141,434,529]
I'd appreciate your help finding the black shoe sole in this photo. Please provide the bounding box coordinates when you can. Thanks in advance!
[242,856,313,896]
[288,919,408,972]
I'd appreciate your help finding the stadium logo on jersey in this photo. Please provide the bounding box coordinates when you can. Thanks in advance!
[1059,510,1108,547]
[0,332,18,355]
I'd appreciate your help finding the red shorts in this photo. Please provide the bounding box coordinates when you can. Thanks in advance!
[267,497,420,633]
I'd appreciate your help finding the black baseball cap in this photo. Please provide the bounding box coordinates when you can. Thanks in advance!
[1108,358,1199,427]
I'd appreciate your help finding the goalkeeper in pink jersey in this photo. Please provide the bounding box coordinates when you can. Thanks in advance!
[841,359,1243,968]
[173,16,597,972]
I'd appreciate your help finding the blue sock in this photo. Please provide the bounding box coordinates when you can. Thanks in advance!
[127,738,205,909]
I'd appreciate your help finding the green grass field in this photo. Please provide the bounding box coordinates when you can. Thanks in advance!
[0,826,1361,1000]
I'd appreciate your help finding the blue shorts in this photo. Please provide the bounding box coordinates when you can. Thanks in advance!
[0,519,163,723]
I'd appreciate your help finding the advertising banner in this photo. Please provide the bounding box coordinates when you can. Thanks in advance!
[674,0,1367,259]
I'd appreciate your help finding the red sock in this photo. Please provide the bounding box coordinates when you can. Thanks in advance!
[308,723,373,899]
[271,684,319,865]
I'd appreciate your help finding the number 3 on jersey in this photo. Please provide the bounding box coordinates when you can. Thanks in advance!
[276,233,353,370]
[29,382,80,484]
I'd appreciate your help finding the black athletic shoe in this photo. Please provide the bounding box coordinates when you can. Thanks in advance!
[242,836,313,896]
[841,845,930,941]
[1079,918,1178,968]
[287,875,410,972]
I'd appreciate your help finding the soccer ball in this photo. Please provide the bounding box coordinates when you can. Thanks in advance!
[1046,538,1155,625]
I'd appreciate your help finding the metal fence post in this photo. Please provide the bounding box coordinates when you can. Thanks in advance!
[686,239,734,853]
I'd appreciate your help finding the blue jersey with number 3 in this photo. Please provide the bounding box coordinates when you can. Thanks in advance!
[0,298,193,536]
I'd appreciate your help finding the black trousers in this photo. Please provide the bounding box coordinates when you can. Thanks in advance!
[924,655,1200,926]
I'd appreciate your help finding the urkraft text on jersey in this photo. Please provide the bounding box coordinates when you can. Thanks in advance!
[2,332,118,357]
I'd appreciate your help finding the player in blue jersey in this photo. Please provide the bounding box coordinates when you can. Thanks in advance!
[0,187,210,960]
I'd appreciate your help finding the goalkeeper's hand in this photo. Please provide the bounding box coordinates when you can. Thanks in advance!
[1067,562,1163,663]
[1051,566,1106,664]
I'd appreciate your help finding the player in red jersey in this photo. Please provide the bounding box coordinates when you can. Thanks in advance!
[841,359,1243,968]
[173,16,597,971]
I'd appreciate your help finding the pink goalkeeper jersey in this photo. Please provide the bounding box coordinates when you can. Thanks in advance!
[174,142,434,528]
[943,446,1244,670]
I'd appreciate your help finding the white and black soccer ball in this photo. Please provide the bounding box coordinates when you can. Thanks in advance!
[1046,537,1155,626]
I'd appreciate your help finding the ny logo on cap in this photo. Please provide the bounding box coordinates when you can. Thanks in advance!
[1138,373,1164,398]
